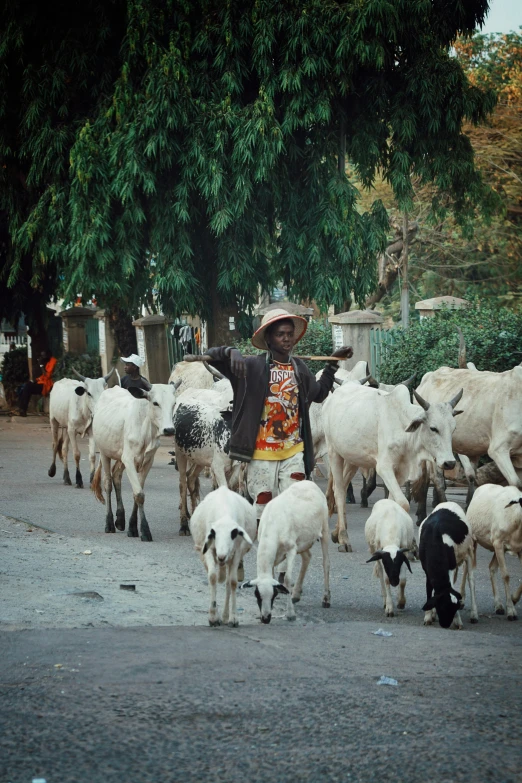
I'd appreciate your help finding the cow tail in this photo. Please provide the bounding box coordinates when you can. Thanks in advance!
[91,462,105,504]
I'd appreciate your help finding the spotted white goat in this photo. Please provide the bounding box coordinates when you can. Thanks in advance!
[242,481,331,623]
[419,502,477,629]
[190,486,257,627]
[365,499,414,617]
[464,484,522,620]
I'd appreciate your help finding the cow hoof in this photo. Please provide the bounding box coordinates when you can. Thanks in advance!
[141,533,153,542]
[179,526,190,536]
[322,600,331,609]
[228,621,239,628]
[209,619,221,627]
[338,543,352,553]
[397,603,405,610]
[507,614,517,622]
[470,617,479,624]
[105,526,116,534]
[63,476,72,486]
[75,483,83,490]
[291,596,301,604]
[360,501,368,509]
[127,529,139,538]
[115,516,125,532]
[287,615,296,622]
[386,611,395,618]
[495,607,505,615]
[48,465,56,478]
[331,530,339,544]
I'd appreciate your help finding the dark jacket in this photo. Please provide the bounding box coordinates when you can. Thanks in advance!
[121,374,150,392]
[205,347,338,477]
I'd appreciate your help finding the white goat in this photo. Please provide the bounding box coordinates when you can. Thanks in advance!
[242,481,331,623]
[464,484,522,620]
[365,499,414,617]
[190,486,257,627]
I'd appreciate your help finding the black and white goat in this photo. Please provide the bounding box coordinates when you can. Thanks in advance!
[419,502,477,629]
[365,499,414,617]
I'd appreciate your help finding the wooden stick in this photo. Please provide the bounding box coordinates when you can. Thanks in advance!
[184,353,340,362]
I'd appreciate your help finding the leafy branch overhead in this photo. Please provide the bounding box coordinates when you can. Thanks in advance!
[1,0,496,329]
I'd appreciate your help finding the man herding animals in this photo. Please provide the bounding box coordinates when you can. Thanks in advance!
[186,308,353,522]
[120,354,150,392]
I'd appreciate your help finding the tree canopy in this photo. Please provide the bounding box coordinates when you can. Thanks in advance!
[1,0,495,343]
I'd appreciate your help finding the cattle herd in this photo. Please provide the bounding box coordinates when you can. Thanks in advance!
[46,352,522,630]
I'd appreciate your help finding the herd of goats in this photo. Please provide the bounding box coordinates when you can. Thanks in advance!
[44,346,522,630]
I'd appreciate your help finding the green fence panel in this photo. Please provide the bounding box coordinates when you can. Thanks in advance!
[165,325,201,370]
[85,318,99,354]
[370,327,396,380]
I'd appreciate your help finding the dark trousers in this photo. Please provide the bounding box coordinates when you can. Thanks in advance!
[18,382,43,413]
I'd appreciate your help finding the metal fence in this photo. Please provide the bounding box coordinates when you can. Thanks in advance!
[85,319,99,353]
[166,326,201,370]
[370,327,397,380]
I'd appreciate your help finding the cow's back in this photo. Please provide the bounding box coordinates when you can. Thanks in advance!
[93,387,136,458]
[49,379,83,427]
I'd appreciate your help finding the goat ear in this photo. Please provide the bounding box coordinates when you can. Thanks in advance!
[230,528,239,540]
[234,526,253,546]
[401,552,413,574]
[422,597,436,611]
[240,580,255,589]
[202,528,215,554]
[75,386,87,396]
[276,584,290,595]
[406,415,425,433]
[505,499,522,508]
[366,551,384,563]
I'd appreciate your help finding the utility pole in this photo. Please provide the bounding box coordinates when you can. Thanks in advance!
[401,211,409,330]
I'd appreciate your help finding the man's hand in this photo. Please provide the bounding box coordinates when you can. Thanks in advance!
[229,348,247,378]
[331,346,354,361]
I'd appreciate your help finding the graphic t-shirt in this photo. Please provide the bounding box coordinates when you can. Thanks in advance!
[252,361,304,461]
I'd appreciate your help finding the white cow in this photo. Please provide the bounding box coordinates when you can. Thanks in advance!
[168,360,217,393]
[323,382,462,551]
[91,382,179,541]
[48,368,119,488]
[413,364,522,519]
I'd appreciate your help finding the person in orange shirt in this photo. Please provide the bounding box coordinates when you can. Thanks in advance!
[17,352,57,416]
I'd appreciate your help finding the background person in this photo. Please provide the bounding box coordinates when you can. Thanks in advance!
[17,351,57,416]
[120,354,150,391]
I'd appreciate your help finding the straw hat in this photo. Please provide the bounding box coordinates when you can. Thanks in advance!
[251,308,308,351]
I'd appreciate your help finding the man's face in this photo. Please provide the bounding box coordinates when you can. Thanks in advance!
[267,322,296,355]
[124,362,139,376]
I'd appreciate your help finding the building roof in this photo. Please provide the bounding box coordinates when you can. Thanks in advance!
[415,296,469,311]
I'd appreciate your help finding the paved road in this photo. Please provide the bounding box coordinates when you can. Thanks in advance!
[1,414,522,782]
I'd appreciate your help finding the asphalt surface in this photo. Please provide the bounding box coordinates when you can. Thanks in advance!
[1,414,522,782]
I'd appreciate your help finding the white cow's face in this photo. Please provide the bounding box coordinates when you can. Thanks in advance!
[128,382,179,435]
[84,376,108,406]
[407,402,459,471]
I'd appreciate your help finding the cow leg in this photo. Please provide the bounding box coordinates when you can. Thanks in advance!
[346,482,356,504]
[459,455,477,508]
[488,552,505,615]
[488,445,522,491]
[431,466,446,507]
[88,435,97,486]
[61,431,72,485]
[423,577,436,626]
[128,501,139,538]
[176,449,191,535]
[187,463,203,514]
[68,426,83,489]
[134,455,154,542]
[330,454,357,552]
[48,419,60,478]
[360,468,376,508]
[112,461,126,531]
[376,461,409,512]
[494,547,517,620]
[411,462,429,525]
[101,454,115,533]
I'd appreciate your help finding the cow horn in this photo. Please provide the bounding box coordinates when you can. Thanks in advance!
[103,367,116,382]
[359,375,372,385]
[456,326,466,369]
[400,373,416,388]
[203,361,225,380]
[170,379,183,390]
[333,377,343,386]
[448,388,464,408]
[72,367,87,382]
[412,389,430,411]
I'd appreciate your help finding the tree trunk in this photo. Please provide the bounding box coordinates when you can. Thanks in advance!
[27,305,50,380]
[400,212,409,329]
[109,307,138,357]
[365,222,419,310]
[207,285,241,347]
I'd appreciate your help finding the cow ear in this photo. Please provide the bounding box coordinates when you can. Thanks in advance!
[366,551,384,563]
[75,386,86,396]
[202,528,215,554]
[406,415,425,433]
[127,386,149,400]
[422,597,436,611]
